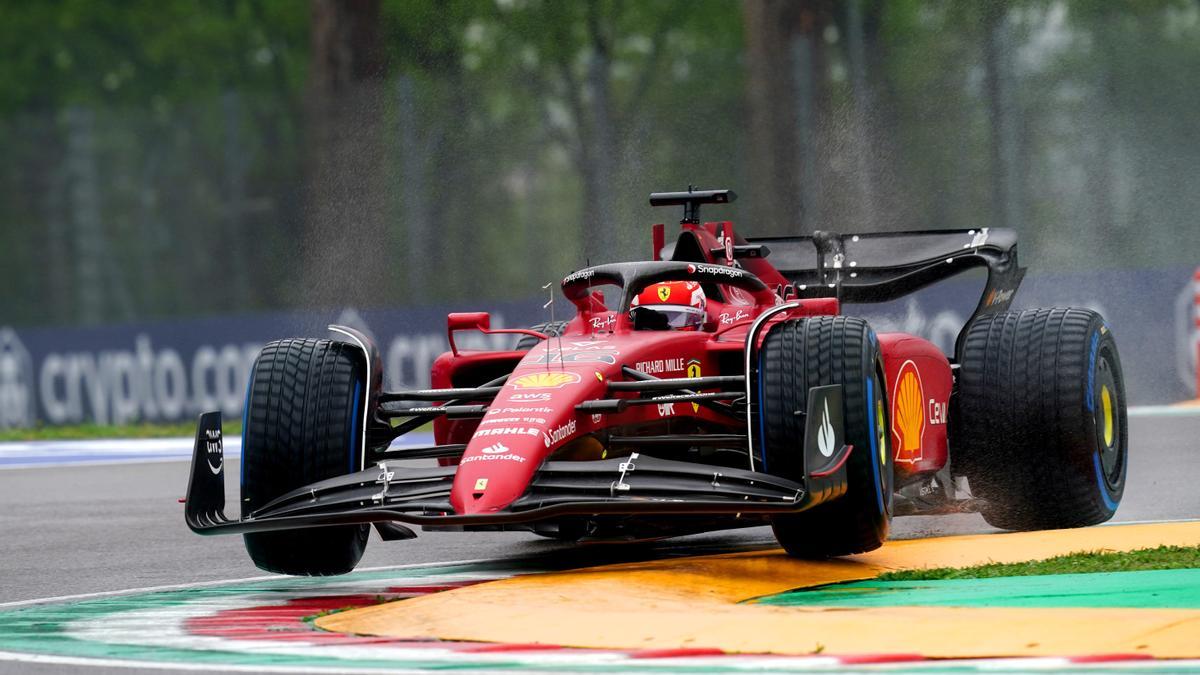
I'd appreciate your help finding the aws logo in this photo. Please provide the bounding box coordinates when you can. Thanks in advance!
[891,360,925,464]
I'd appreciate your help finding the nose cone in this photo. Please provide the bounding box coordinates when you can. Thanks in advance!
[450,430,543,514]
[450,365,602,515]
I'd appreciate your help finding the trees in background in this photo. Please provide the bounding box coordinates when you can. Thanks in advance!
[0,0,1198,326]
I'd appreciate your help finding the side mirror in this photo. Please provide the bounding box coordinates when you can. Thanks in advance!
[446,312,550,355]
[447,312,491,333]
[447,312,490,355]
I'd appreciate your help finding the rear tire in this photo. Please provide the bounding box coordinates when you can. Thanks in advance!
[241,338,370,576]
[954,308,1127,530]
[759,317,893,557]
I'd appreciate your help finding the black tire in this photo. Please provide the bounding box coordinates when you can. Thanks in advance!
[759,317,893,557]
[515,321,568,351]
[954,308,1127,530]
[241,338,370,575]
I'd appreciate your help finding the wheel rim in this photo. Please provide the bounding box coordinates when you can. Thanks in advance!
[871,364,892,515]
[876,397,886,470]
[1094,351,1122,486]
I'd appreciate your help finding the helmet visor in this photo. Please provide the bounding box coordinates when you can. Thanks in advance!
[631,305,706,329]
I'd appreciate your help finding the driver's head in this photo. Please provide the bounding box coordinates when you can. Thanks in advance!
[630,281,707,331]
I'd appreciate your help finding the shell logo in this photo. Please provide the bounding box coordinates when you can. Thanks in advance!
[891,360,925,464]
[512,371,581,389]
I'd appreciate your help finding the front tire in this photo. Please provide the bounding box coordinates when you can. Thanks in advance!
[759,316,893,557]
[241,338,370,576]
[954,308,1127,530]
[515,321,568,351]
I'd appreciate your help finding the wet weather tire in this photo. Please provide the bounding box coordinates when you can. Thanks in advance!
[759,316,893,557]
[954,308,1127,530]
[241,338,370,576]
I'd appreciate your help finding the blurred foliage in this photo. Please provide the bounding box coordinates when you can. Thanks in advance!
[0,0,1197,327]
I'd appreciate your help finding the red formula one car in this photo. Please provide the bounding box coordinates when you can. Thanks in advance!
[186,189,1129,576]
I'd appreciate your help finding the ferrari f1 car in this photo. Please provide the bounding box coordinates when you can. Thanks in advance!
[185,188,1128,576]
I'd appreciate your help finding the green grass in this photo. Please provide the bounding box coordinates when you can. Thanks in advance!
[0,420,242,442]
[877,545,1200,581]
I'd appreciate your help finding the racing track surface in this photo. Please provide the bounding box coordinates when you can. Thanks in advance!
[0,410,1197,674]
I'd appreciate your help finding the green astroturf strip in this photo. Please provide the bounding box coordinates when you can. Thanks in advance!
[877,545,1200,581]
[756,568,1200,609]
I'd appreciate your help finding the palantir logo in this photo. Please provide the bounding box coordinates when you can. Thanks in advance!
[0,328,34,429]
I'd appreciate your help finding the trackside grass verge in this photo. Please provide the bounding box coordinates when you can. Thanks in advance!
[877,545,1200,581]
[0,421,243,442]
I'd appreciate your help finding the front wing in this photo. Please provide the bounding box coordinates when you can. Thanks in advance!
[184,411,852,537]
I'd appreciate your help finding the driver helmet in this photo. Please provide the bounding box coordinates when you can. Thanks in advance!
[630,281,707,330]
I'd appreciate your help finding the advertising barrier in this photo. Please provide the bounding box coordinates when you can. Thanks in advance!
[0,266,1194,429]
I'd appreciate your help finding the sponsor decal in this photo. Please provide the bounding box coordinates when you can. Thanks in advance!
[591,413,602,424]
[0,328,34,429]
[479,416,546,426]
[985,287,1016,307]
[473,477,488,491]
[589,314,616,330]
[656,402,676,417]
[595,371,604,382]
[535,343,616,353]
[928,398,948,425]
[892,360,926,464]
[542,419,577,447]
[460,452,526,464]
[634,358,685,375]
[816,399,835,457]
[473,426,540,437]
[686,263,743,279]
[488,406,554,414]
[686,359,702,412]
[563,269,595,284]
[719,309,751,325]
[512,372,581,389]
[657,286,672,302]
[205,427,223,474]
[509,392,551,402]
[532,350,617,365]
[461,441,527,464]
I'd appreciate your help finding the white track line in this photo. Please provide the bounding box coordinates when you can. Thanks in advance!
[0,651,429,674]
[0,556,497,610]
[1128,404,1200,417]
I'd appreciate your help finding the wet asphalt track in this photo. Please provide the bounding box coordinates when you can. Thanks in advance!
[0,410,1197,673]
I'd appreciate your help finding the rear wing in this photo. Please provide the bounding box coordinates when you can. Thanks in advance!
[746,228,1025,356]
